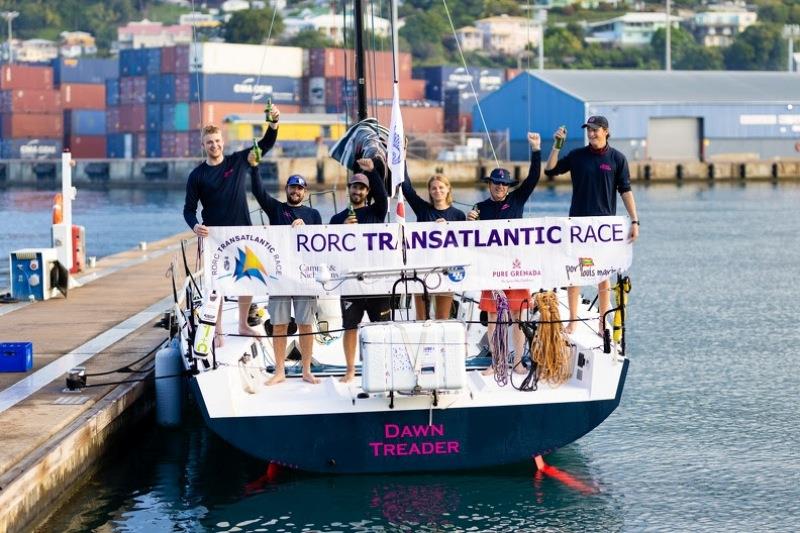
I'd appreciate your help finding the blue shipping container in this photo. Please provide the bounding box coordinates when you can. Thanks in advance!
[146,104,162,131]
[120,49,147,76]
[106,79,119,106]
[414,66,505,102]
[159,74,175,103]
[66,110,107,136]
[107,133,125,158]
[146,131,161,157]
[161,102,190,132]
[53,58,118,85]
[145,48,161,76]
[189,74,300,104]
[1,138,62,159]
[146,75,160,103]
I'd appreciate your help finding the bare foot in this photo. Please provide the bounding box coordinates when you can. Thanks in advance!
[266,372,285,386]
[239,324,263,338]
[565,322,577,334]
[482,366,496,376]
[512,362,528,375]
[302,372,319,385]
[339,371,355,383]
[214,333,224,348]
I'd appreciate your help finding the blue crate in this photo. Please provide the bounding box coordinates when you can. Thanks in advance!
[0,342,33,372]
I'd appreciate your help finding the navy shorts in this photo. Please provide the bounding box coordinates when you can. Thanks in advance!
[340,296,392,330]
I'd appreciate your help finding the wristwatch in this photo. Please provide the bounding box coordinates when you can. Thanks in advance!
[631,220,640,225]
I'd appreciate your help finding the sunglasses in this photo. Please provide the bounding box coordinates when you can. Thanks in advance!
[490,180,509,186]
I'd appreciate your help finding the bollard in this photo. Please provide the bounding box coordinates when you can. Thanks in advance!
[707,163,715,180]
[771,162,779,179]
[676,164,684,180]
[738,163,746,179]
[643,164,651,181]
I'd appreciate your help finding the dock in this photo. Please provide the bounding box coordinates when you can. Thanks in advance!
[0,232,195,533]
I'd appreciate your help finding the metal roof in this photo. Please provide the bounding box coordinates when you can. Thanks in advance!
[528,70,800,104]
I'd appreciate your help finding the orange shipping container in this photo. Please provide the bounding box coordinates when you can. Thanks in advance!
[0,65,54,90]
[64,135,107,158]
[1,112,63,137]
[309,48,413,81]
[61,83,106,110]
[189,101,301,129]
[375,104,443,134]
[0,89,61,113]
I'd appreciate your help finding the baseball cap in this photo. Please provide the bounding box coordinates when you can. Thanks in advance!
[482,167,517,186]
[348,173,370,187]
[581,116,609,130]
[286,174,307,188]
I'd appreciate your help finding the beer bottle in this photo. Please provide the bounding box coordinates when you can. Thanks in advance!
[554,126,566,150]
[472,204,480,220]
[348,203,356,219]
[251,138,262,164]
[264,97,275,123]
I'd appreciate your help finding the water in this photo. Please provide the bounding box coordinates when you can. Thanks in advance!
[11,181,800,532]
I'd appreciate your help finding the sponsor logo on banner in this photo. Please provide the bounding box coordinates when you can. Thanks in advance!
[211,234,282,287]
[447,266,465,282]
[299,263,339,280]
[565,256,615,281]
[491,258,541,282]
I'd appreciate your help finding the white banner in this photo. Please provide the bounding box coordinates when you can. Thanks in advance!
[204,217,633,296]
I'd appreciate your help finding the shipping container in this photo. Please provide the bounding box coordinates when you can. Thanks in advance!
[61,83,106,110]
[161,45,190,74]
[64,109,106,136]
[146,104,162,130]
[106,106,120,133]
[374,103,444,134]
[145,48,162,76]
[107,132,134,158]
[445,112,473,133]
[146,75,161,103]
[119,76,147,105]
[444,87,491,116]
[135,133,146,158]
[0,89,61,113]
[64,135,106,158]
[160,131,193,158]
[0,138,62,159]
[190,43,304,78]
[145,131,161,157]
[159,73,175,103]
[0,65,54,90]
[106,79,120,107]
[1,112,63,137]
[174,74,190,101]
[308,48,412,81]
[311,76,424,107]
[53,57,118,85]
[118,104,146,132]
[120,49,146,77]
[189,102,301,129]
[189,73,300,105]
[414,66,505,102]
[161,102,190,132]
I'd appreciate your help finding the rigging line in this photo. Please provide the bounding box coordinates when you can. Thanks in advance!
[440,0,499,169]
[526,0,532,134]
[342,0,351,126]
[249,0,280,117]
[369,0,382,119]
[190,0,204,157]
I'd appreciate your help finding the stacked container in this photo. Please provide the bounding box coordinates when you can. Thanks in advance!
[0,65,62,159]
[413,66,506,132]
[55,58,118,158]
[305,48,440,133]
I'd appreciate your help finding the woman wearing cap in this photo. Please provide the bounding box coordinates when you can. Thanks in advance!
[402,167,465,320]
[468,132,541,376]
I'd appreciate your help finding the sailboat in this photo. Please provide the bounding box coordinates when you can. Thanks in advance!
[176,0,633,474]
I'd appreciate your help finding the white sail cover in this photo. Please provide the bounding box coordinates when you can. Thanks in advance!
[203,217,633,296]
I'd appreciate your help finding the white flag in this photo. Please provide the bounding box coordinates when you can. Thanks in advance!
[387,82,405,198]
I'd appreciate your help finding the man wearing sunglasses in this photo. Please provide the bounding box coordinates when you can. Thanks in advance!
[468,132,541,376]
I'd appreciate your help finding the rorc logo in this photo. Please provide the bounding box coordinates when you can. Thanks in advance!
[211,234,282,286]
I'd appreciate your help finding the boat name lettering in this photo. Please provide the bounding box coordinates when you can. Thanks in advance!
[368,424,460,457]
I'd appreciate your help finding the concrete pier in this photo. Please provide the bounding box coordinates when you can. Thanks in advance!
[0,232,195,533]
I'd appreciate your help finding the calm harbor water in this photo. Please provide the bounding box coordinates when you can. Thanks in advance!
[3,181,798,532]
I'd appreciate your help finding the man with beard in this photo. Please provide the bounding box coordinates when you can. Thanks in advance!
[467,132,541,376]
[183,106,281,347]
[329,158,389,383]
[249,162,322,385]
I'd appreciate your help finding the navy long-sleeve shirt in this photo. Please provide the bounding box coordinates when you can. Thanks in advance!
[543,144,631,217]
[182,127,277,229]
[402,168,466,222]
[329,167,388,224]
[249,166,322,225]
[474,150,541,221]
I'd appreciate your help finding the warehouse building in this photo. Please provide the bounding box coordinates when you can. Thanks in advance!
[476,70,800,161]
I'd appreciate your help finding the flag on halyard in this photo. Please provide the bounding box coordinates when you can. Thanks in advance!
[387,82,405,198]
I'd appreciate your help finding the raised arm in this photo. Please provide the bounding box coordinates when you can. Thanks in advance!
[401,163,428,216]
[357,157,388,219]
[257,121,279,154]
[513,132,542,202]
[248,150,281,220]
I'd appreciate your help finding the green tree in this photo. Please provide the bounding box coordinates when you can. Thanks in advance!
[224,7,284,45]
[724,23,787,70]
[283,28,334,49]
[399,9,449,65]
[651,27,723,70]
[483,0,523,17]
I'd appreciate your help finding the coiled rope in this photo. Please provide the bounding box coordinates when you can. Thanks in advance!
[530,291,572,385]
[490,291,510,386]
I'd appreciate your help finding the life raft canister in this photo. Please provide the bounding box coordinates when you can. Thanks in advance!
[52,193,63,224]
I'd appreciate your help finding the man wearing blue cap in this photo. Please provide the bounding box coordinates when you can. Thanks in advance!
[468,132,541,376]
[544,115,639,335]
[249,158,323,385]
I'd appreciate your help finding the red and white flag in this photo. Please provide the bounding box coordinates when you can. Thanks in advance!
[395,188,406,224]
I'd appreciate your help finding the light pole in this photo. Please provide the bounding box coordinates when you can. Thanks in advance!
[1,11,19,64]
[784,25,800,72]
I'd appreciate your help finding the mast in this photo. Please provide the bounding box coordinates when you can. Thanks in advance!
[353,0,368,120]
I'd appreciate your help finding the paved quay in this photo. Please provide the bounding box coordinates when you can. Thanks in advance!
[0,231,196,533]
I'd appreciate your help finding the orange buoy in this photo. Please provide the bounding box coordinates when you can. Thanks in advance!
[52,193,63,224]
